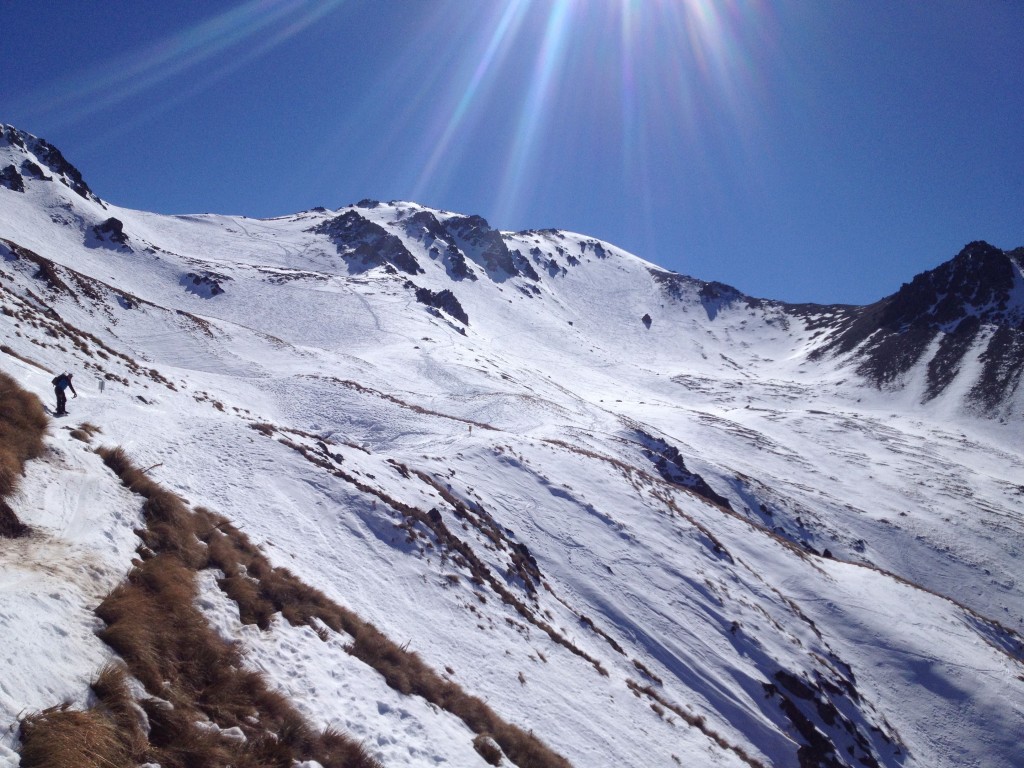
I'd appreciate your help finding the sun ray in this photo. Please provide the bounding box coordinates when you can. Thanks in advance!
[493,0,574,224]
[411,0,532,199]
[12,0,348,130]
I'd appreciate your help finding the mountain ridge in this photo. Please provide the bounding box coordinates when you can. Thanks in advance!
[1,125,1022,768]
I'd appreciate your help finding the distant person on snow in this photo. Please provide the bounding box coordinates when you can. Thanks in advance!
[52,372,77,415]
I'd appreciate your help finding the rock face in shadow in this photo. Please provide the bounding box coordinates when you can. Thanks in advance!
[182,271,228,298]
[446,215,529,281]
[402,210,478,281]
[92,217,129,247]
[634,430,732,510]
[650,269,764,319]
[311,210,423,275]
[414,286,469,325]
[809,241,1024,412]
[0,125,98,202]
[0,164,25,192]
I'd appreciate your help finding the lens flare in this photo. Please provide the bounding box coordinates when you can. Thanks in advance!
[412,0,532,199]
[13,0,347,130]
[492,1,574,222]
[390,0,779,230]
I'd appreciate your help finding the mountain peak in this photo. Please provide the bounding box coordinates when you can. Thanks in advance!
[0,125,99,203]
[810,241,1024,414]
[880,240,1022,330]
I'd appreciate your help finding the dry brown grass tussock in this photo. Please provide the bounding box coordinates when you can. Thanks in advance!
[70,421,102,443]
[0,370,48,537]
[18,705,128,768]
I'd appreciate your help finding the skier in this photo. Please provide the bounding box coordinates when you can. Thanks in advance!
[52,371,77,416]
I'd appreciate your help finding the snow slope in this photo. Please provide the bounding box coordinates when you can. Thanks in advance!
[1,125,1022,767]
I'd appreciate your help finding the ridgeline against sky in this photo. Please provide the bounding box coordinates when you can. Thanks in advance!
[1,0,1021,304]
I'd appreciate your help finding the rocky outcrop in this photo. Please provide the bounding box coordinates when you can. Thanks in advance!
[1,125,98,202]
[634,431,732,510]
[0,164,24,193]
[809,242,1024,412]
[651,269,764,321]
[182,271,228,298]
[91,217,129,247]
[446,215,520,279]
[403,211,477,281]
[311,210,423,275]
[414,286,469,325]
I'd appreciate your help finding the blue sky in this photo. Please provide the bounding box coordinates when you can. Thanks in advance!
[1,0,1021,304]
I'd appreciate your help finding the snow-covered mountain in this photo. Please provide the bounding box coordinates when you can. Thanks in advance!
[1,124,1021,768]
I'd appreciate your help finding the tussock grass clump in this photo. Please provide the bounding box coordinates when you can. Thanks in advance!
[70,421,102,443]
[95,553,220,692]
[0,370,48,537]
[0,499,29,538]
[473,733,504,765]
[21,664,147,768]
[98,446,206,567]
[18,705,128,768]
[89,663,149,759]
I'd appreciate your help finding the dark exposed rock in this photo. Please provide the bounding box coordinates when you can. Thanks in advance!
[404,210,449,242]
[925,316,980,400]
[970,324,1024,412]
[311,210,423,275]
[513,250,540,281]
[634,430,732,510]
[642,313,652,329]
[29,136,93,199]
[414,286,469,325]
[446,244,476,280]
[764,669,895,768]
[92,217,129,246]
[403,211,477,281]
[446,215,519,279]
[652,269,764,321]
[20,160,49,180]
[182,271,227,297]
[0,125,26,149]
[2,125,97,201]
[853,321,934,386]
[650,269,704,302]
[0,164,24,192]
[808,241,1024,412]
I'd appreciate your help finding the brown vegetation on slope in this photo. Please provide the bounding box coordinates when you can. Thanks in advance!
[0,369,48,537]
[26,445,382,768]
[267,426,605,682]
[101,444,577,768]
[193,497,573,768]
[96,446,571,768]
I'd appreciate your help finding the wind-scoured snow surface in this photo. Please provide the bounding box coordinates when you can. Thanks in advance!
[1,125,1022,767]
